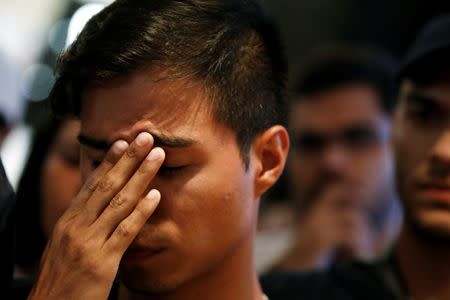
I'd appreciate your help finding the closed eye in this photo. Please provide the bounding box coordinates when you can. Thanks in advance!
[405,103,440,125]
[404,90,441,125]
[158,165,187,177]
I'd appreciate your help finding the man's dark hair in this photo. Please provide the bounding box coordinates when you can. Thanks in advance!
[291,45,398,114]
[50,0,287,166]
[399,48,450,85]
[397,14,450,86]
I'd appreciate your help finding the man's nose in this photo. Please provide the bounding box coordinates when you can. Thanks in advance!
[320,144,350,173]
[429,130,450,176]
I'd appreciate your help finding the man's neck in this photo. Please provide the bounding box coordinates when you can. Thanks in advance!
[119,233,263,300]
[395,225,450,299]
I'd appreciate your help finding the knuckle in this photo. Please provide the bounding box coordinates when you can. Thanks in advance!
[109,192,128,208]
[60,233,87,262]
[97,176,114,192]
[53,209,82,237]
[85,178,98,192]
[53,218,68,238]
[126,146,138,158]
[116,222,133,238]
[70,243,87,262]
[59,225,77,246]
[69,202,84,217]
[79,256,100,274]
[63,233,91,263]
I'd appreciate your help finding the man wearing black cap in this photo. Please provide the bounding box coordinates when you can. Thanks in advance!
[389,13,450,299]
[262,13,450,300]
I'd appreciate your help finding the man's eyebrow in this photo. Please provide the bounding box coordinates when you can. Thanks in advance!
[78,132,196,150]
[78,134,109,150]
[405,90,438,107]
[152,132,196,147]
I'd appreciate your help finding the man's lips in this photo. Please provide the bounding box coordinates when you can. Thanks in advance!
[123,247,165,261]
[415,182,450,204]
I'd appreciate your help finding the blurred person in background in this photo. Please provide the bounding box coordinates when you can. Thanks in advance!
[270,46,401,272]
[262,14,450,300]
[14,117,80,281]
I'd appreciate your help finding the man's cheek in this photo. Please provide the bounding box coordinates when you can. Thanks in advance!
[395,156,413,202]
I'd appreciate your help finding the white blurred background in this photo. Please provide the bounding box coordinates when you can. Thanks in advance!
[0,0,111,187]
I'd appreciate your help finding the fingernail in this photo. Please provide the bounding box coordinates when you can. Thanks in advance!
[112,140,128,154]
[147,147,165,161]
[147,189,161,201]
[136,132,152,146]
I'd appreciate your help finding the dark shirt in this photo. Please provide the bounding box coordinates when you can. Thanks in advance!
[15,260,405,300]
[261,257,408,300]
[13,253,409,299]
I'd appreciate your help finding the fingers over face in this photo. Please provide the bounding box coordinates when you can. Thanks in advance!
[95,147,165,236]
[106,189,161,253]
[62,140,129,222]
[83,132,158,223]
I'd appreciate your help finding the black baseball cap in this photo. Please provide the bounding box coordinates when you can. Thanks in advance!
[398,13,450,81]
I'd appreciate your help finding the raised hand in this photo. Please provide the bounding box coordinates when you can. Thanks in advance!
[29,132,165,300]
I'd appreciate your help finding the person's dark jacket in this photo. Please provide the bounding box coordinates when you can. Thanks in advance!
[261,258,406,300]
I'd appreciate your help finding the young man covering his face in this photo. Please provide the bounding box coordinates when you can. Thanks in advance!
[27,1,289,299]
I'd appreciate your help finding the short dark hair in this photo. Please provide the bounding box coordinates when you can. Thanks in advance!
[399,47,450,85]
[50,0,287,166]
[291,45,398,114]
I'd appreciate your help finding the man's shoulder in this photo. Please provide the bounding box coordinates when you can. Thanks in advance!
[261,261,397,300]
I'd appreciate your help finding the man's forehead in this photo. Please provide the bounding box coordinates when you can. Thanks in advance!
[290,97,388,131]
[81,69,211,119]
[292,84,383,112]
[80,69,213,145]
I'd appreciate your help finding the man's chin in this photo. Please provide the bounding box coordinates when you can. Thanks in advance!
[407,210,450,245]
[119,267,183,296]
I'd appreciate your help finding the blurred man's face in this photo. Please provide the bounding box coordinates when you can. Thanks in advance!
[394,76,450,241]
[290,83,394,221]
[79,70,259,293]
[41,120,81,237]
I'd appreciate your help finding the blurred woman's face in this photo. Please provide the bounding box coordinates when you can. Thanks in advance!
[40,120,81,237]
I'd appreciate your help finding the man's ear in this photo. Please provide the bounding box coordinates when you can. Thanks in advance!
[252,125,289,198]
